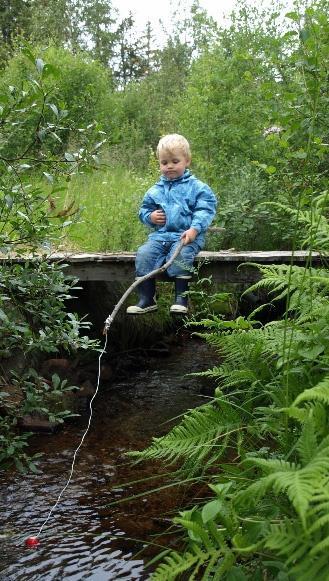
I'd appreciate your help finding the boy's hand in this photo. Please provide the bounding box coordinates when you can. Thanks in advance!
[181,228,198,245]
[150,209,166,225]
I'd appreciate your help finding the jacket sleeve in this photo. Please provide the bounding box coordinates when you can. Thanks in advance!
[138,187,158,227]
[190,184,218,233]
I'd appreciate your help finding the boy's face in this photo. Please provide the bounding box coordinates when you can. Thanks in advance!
[159,149,190,180]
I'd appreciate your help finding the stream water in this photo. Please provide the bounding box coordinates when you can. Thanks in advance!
[0,336,215,580]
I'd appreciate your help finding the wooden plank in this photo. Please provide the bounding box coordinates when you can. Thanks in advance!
[0,251,323,284]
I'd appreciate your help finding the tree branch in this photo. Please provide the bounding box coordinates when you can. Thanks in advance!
[103,239,185,334]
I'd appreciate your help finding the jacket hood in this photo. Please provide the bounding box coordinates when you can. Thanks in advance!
[157,169,192,186]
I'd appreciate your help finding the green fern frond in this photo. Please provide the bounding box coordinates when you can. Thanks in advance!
[274,471,318,525]
[127,398,241,471]
[296,419,318,464]
[243,264,329,319]
[307,486,329,534]
[293,376,329,407]
[150,546,207,581]
[310,403,329,438]
[189,364,260,392]
[189,366,222,379]
[238,449,329,526]
[263,508,329,578]
[235,474,276,509]
[265,520,312,569]
[151,511,236,581]
[174,518,214,550]
[291,553,329,581]
[311,274,329,287]
[208,365,261,390]
[261,201,299,218]
[211,551,236,580]
[311,433,329,453]
[244,456,297,474]
[242,263,305,298]
[309,488,329,509]
[206,328,274,369]
[264,515,329,580]
[280,405,309,423]
[308,513,329,534]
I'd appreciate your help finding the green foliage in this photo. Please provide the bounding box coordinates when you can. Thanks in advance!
[57,165,154,251]
[28,0,75,48]
[0,417,41,473]
[187,275,237,318]
[0,44,112,158]
[5,0,329,253]
[133,139,329,578]
[160,0,329,252]
[76,0,118,67]
[0,47,101,471]
[0,264,96,470]
[11,368,78,421]
[128,392,242,476]
[0,261,97,356]
[2,1,329,574]
[0,0,30,64]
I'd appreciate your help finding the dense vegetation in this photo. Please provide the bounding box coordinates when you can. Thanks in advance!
[2,0,328,252]
[0,53,101,470]
[1,0,329,577]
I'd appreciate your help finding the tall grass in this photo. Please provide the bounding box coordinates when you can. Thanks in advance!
[56,165,156,252]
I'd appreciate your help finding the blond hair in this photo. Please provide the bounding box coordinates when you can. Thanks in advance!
[156,134,191,161]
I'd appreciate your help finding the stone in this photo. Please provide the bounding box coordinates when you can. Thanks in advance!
[19,413,59,433]
[41,358,73,380]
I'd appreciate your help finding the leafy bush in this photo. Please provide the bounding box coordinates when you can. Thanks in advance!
[0,47,102,471]
[208,162,291,251]
[0,44,112,157]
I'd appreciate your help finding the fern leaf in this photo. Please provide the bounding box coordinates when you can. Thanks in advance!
[244,457,297,474]
[310,535,329,556]
[151,547,205,581]
[212,552,236,580]
[291,553,329,581]
[151,542,227,581]
[265,520,309,562]
[264,518,328,580]
[308,513,329,534]
[174,517,213,551]
[128,399,241,472]
[239,450,329,526]
[293,376,329,407]
[275,471,315,525]
[280,405,308,423]
[296,420,318,464]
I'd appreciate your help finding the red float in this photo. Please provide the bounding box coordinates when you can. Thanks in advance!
[25,536,40,548]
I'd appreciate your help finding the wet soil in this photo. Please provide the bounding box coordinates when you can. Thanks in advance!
[0,336,216,580]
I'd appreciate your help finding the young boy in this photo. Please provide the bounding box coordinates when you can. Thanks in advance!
[126,134,217,315]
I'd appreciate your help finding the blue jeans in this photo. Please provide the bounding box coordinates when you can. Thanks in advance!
[135,239,201,278]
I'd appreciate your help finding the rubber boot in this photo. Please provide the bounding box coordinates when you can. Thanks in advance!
[170,278,189,314]
[126,278,157,314]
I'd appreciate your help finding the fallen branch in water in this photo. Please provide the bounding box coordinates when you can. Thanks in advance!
[103,240,185,334]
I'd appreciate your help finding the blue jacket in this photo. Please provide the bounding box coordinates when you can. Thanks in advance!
[139,170,217,247]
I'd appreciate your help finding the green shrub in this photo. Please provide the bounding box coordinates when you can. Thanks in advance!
[0,46,102,471]
[0,44,113,157]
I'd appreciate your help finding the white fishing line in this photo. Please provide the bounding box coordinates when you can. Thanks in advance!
[31,332,108,541]
[24,240,185,546]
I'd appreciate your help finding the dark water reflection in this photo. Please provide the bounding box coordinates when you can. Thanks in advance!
[0,337,215,580]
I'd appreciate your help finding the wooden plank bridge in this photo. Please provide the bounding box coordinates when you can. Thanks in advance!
[30,250,323,286]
